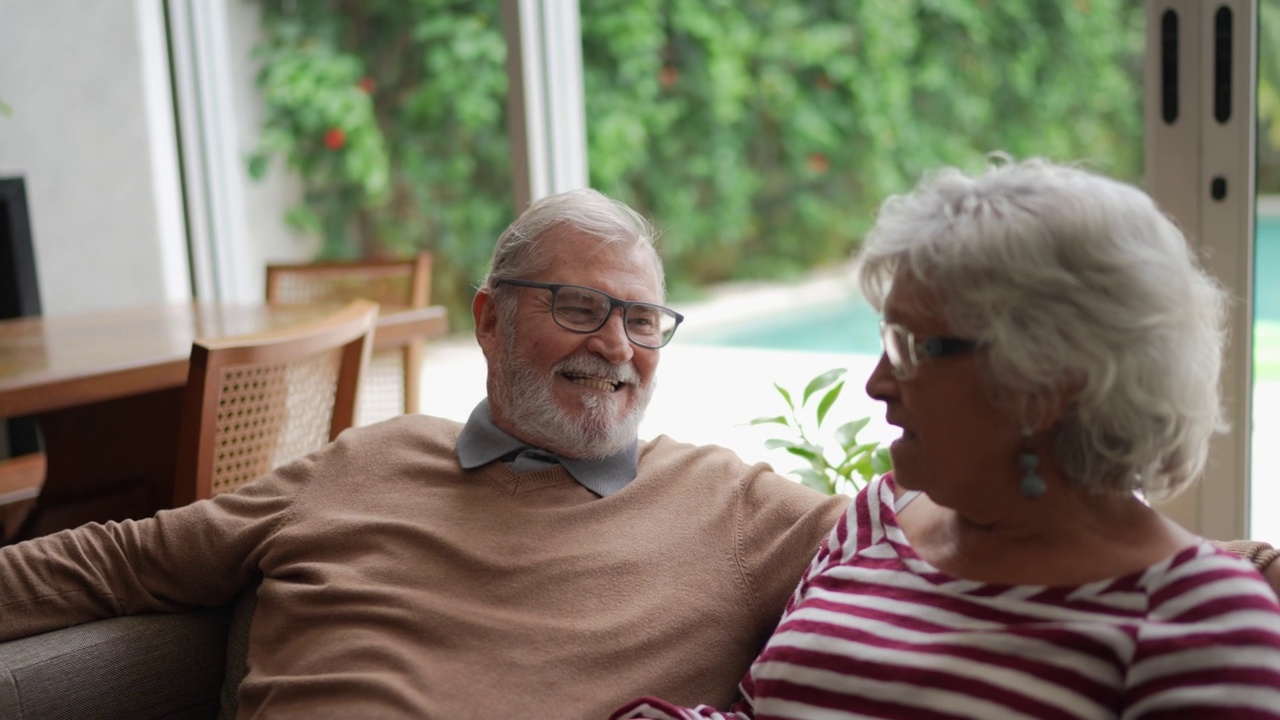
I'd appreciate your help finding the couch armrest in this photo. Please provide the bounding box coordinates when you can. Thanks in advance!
[0,606,232,720]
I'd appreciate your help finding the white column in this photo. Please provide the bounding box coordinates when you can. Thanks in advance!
[501,0,589,212]
[167,0,257,303]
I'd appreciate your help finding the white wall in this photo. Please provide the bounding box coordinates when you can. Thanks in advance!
[224,0,315,271]
[0,0,189,316]
[0,0,310,316]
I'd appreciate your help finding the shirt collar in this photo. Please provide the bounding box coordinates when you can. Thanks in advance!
[456,400,638,497]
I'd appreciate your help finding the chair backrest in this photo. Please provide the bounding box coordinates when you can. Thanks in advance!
[264,252,431,309]
[264,252,433,423]
[173,300,378,506]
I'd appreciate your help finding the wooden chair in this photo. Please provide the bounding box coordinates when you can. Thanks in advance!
[172,300,378,506]
[265,252,432,425]
[0,453,45,542]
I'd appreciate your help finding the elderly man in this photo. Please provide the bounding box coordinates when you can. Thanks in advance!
[1,189,1276,718]
[0,189,848,718]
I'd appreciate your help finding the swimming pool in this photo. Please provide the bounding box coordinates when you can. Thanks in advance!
[693,216,1280,377]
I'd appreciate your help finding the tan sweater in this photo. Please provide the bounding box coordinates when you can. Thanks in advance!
[0,415,848,719]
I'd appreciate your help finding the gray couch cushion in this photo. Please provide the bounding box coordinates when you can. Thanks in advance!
[216,586,257,720]
[0,607,231,720]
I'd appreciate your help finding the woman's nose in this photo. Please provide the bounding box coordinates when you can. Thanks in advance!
[865,352,898,402]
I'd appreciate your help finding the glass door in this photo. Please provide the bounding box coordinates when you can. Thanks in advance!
[1255,1,1279,544]
[1146,0,1260,542]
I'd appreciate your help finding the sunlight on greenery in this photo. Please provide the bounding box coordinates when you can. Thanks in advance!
[248,1,1144,327]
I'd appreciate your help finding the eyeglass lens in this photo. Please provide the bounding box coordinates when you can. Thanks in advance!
[879,322,915,378]
[553,286,679,348]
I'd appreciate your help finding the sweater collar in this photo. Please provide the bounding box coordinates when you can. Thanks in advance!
[456,400,638,497]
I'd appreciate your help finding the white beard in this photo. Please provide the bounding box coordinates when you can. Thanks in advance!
[491,331,655,459]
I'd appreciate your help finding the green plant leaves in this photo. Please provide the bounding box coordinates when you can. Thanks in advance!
[834,417,871,447]
[815,382,844,427]
[755,368,891,496]
[802,368,846,405]
[248,0,1144,324]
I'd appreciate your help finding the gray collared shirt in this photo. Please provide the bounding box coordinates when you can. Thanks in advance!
[455,400,638,497]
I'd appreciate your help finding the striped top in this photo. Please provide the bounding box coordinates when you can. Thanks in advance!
[613,476,1280,720]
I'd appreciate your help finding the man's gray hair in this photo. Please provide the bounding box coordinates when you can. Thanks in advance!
[481,188,665,297]
[855,156,1229,500]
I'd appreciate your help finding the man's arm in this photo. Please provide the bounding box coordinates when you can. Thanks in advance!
[0,455,301,641]
[1219,540,1280,595]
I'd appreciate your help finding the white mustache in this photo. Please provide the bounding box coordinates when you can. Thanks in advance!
[554,354,640,385]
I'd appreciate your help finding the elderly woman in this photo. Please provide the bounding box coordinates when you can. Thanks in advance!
[613,158,1280,719]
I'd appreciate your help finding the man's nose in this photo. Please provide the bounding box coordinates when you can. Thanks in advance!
[586,308,635,364]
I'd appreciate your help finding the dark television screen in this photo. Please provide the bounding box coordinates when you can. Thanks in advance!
[0,176,42,456]
[0,176,40,319]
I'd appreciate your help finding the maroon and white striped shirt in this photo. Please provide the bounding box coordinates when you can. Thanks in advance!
[613,476,1280,719]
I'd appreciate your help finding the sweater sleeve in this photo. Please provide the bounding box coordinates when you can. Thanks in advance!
[0,452,306,642]
[609,486,863,720]
[732,462,850,620]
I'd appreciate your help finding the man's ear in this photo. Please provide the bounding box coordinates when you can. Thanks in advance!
[473,288,499,354]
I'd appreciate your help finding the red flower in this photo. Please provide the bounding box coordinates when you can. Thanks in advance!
[806,152,829,174]
[658,65,678,88]
[324,127,346,150]
[357,76,376,94]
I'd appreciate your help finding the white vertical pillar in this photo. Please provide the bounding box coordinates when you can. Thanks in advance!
[135,0,193,303]
[167,0,257,303]
[502,0,589,213]
[1145,0,1257,540]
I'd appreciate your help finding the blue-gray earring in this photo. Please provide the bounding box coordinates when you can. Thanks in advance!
[1019,429,1046,499]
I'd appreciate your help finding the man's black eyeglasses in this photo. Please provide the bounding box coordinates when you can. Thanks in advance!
[879,320,977,379]
[494,279,684,349]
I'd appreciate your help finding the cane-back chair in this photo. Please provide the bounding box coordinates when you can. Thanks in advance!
[172,299,378,506]
[265,252,431,425]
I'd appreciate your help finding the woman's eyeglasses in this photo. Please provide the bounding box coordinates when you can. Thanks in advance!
[879,320,977,379]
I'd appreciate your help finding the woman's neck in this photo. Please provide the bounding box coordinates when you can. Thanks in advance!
[903,482,1194,586]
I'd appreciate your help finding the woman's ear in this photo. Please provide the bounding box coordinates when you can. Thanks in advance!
[1023,378,1082,433]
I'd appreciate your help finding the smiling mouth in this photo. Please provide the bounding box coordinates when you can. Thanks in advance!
[564,373,625,392]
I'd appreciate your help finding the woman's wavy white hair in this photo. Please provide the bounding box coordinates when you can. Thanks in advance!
[855,156,1229,500]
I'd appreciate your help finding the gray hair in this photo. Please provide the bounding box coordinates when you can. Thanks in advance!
[855,157,1229,500]
[481,188,665,298]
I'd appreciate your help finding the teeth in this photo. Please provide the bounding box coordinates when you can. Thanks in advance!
[569,376,619,392]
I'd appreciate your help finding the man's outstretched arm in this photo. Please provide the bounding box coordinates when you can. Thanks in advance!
[1220,539,1280,596]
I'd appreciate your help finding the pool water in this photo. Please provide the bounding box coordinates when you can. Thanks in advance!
[695,217,1280,379]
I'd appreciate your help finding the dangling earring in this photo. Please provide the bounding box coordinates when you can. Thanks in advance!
[1018,428,1047,499]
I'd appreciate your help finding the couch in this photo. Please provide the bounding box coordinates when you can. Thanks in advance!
[0,591,256,720]
[3,545,1276,719]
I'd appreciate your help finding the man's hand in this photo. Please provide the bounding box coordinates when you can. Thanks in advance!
[1265,559,1280,597]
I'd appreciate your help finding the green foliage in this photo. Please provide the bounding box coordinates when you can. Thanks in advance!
[249,0,1145,323]
[250,0,511,328]
[583,0,1144,295]
[749,368,891,496]
[1257,0,1280,191]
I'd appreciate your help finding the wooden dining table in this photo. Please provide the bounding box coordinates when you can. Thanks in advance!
[0,301,449,540]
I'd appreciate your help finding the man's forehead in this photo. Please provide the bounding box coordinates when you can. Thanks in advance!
[537,231,661,298]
